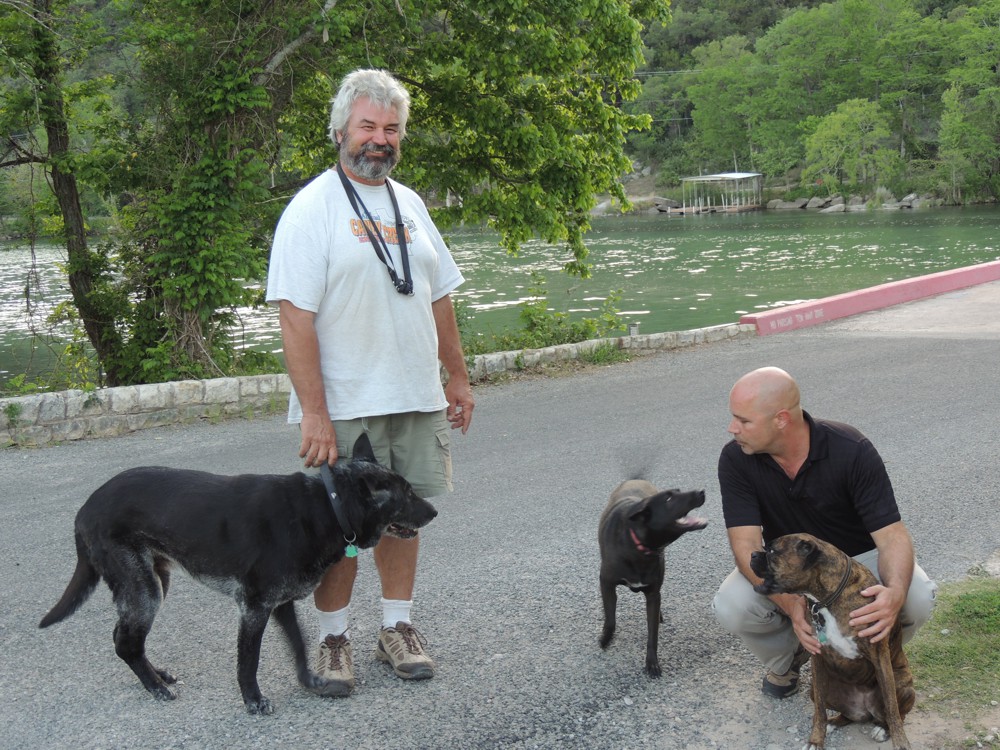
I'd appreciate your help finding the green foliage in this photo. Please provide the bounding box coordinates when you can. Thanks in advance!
[937,0,1000,202]
[3,0,663,388]
[629,0,985,200]
[579,340,631,366]
[0,298,102,396]
[461,272,624,356]
[626,74,692,167]
[45,301,101,391]
[3,400,24,424]
[686,35,760,172]
[801,99,903,188]
[276,0,669,277]
[231,349,283,377]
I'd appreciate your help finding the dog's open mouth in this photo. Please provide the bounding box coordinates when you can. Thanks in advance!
[674,514,708,531]
[385,522,419,539]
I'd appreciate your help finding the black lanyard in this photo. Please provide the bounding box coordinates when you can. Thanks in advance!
[336,162,413,295]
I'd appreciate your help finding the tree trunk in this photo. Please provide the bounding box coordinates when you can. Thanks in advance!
[32,0,125,385]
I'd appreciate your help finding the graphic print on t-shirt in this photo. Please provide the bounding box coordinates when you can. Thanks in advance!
[348,207,414,250]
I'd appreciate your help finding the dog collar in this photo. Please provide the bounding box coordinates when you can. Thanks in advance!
[809,556,853,639]
[319,464,358,558]
[629,528,657,556]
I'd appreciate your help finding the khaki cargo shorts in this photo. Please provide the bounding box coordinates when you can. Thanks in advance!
[333,410,453,499]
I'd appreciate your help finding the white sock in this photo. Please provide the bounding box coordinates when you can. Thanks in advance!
[381,598,412,629]
[316,604,350,642]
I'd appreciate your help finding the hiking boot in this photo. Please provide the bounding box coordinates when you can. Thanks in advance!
[761,646,809,699]
[375,621,435,680]
[312,633,354,696]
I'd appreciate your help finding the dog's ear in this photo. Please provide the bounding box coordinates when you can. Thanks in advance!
[796,539,822,570]
[351,433,378,464]
[628,497,653,521]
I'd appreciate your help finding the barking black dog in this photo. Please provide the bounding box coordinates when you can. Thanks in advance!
[38,433,437,714]
[598,479,707,676]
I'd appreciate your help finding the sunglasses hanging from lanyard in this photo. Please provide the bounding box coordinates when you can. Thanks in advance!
[336,162,413,296]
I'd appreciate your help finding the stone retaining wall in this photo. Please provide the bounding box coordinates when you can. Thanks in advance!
[1,373,292,447]
[466,323,752,379]
[1,323,753,447]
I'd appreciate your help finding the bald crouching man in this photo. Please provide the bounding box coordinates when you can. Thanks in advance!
[711,367,936,698]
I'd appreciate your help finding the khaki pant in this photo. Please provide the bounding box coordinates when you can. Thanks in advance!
[333,410,452,498]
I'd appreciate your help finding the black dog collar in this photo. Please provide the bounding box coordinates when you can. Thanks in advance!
[319,464,358,558]
[809,556,853,642]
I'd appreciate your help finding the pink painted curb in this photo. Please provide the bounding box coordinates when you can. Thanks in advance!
[741,260,1000,335]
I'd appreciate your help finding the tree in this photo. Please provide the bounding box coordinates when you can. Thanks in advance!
[1,0,128,384]
[685,35,761,172]
[312,0,669,274]
[677,0,951,181]
[845,0,951,162]
[938,0,1000,200]
[801,98,902,188]
[626,71,692,170]
[937,86,982,203]
[1,0,667,386]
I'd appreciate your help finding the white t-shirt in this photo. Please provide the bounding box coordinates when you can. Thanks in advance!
[266,168,464,422]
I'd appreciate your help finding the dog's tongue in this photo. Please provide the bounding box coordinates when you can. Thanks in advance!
[677,514,708,529]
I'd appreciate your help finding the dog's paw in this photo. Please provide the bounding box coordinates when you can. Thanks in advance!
[245,696,274,715]
[150,683,177,701]
[870,725,889,742]
[302,672,352,698]
[644,660,662,678]
[155,668,177,685]
[800,725,833,749]
[598,629,614,650]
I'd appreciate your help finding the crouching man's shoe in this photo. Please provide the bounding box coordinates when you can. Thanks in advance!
[761,646,809,699]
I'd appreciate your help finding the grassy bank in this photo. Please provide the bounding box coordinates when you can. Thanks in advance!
[908,574,1000,748]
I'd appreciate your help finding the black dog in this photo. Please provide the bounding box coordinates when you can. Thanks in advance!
[598,480,707,676]
[38,433,437,715]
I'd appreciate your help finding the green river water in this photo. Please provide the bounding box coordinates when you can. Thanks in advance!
[2,205,999,386]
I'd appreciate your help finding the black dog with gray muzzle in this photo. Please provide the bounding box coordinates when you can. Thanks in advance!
[39,434,437,715]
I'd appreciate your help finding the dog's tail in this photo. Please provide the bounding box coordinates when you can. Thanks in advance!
[38,534,100,628]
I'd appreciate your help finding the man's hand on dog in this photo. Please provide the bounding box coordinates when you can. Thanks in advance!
[299,413,338,467]
[849,583,905,643]
[777,593,823,655]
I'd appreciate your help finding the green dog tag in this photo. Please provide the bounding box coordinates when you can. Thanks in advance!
[345,544,358,558]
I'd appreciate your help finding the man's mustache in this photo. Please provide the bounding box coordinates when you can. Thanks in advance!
[361,143,396,157]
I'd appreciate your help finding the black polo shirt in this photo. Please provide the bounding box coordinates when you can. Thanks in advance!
[718,411,901,557]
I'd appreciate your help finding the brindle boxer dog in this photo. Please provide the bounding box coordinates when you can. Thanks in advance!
[598,480,707,676]
[750,533,914,750]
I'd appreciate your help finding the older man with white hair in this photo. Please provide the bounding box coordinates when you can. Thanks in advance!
[267,69,474,697]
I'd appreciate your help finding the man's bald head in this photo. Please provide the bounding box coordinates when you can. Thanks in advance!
[727,367,806,457]
[731,367,801,417]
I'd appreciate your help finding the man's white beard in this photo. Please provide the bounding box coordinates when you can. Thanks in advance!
[343,143,399,181]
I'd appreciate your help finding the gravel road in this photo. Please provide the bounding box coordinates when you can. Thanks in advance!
[3,283,999,750]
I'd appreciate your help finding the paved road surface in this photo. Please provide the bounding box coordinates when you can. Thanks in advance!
[3,281,998,749]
